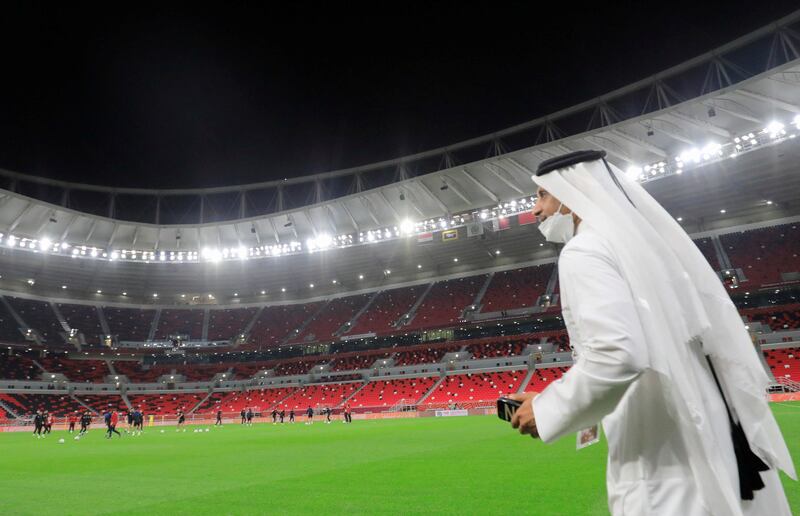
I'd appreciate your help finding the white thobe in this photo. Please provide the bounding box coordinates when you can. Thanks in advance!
[532,224,791,515]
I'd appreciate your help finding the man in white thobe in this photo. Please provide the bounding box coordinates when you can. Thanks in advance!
[508,150,795,515]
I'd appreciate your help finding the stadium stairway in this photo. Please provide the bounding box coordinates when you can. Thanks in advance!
[147,309,161,342]
[282,300,330,345]
[416,374,447,404]
[70,394,99,415]
[0,397,20,418]
[201,309,210,341]
[338,380,371,406]
[337,290,381,336]
[468,272,495,313]
[517,368,537,394]
[120,391,133,411]
[395,282,435,328]
[188,391,215,414]
[96,306,111,337]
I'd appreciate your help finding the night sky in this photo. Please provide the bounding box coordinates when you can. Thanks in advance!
[0,2,798,189]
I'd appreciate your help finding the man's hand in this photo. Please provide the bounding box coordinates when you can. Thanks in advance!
[508,392,539,439]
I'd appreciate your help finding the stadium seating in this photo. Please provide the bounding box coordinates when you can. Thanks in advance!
[37,355,109,383]
[720,223,800,287]
[276,382,364,410]
[0,393,85,416]
[348,286,424,335]
[104,307,157,342]
[465,337,530,359]
[692,237,721,271]
[543,330,570,352]
[0,352,39,380]
[404,276,487,331]
[273,359,328,377]
[480,265,553,313]
[172,363,231,382]
[523,366,569,392]
[742,304,800,331]
[154,309,205,340]
[128,393,206,415]
[57,303,103,345]
[111,361,164,383]
[347,377,438,410]
[74,394,128,413]
[328,352,391,372]
[0,300,25,343]
[202,387,298,414]
[425,370,526,405]
[393,343,463,366]
[763,347,800,382]
[289,294,371,344]
[248,302,323,348]
[5,297,64,345]
[230,362,273,379]
[207,307,258,341]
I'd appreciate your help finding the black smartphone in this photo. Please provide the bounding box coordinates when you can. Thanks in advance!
[497,397,522,422]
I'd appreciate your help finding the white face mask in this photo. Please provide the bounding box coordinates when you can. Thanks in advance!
[538,204,575,244]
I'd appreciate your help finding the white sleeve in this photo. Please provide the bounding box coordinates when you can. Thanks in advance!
[532,235,648,443]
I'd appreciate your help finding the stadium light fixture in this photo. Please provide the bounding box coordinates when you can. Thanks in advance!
[122,292,127,296]
[153,293,158,298]
[261,290,266,295]
[453,257,458,262]
[720,209,726,214]
[358,274,364,280]
[96,290,102,294]
[417,264,422,269]
[281,287,286,292]
[495,250,501,255]
[332,279,337,285]
[62,285,67,289]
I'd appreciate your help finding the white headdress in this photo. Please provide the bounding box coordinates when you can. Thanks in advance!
[532,150,795,515]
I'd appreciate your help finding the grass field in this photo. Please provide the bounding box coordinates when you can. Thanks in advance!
[0,404,797,515]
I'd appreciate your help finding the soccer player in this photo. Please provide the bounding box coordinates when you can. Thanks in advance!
[106,410,121,438]
[33,410,44,438]
[305,406,313,425]
[125,410,134,434]
[240,408,246,424]
[289,409,295,423]
[271,408,278,425]
[246,407,253,426]
[68,411,78,433]
[343,403,352,424]
[279,410,285,424]
[43,411,53,434]
[215,409,223,426]
[79,411,91,435]
[176,409,186,431]
[324,407,331,424]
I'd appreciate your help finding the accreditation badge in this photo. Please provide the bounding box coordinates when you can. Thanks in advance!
[576,424,600,450]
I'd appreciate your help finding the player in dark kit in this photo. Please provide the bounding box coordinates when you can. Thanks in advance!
[271,408,278,424]
[240,409,246,424]
[324,407,331,424]
[279,410,285,424]
[289,409,295,423]
[176,409,186,431]
[215,409,223,426]
[33,410,44,438]
[246,408,253,426]
[305,406,313,425]
[79,411,91,434]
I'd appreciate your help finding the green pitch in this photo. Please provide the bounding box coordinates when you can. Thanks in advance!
[0,403,798,515]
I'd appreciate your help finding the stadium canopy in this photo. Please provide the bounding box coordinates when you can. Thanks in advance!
[0,10,799,303]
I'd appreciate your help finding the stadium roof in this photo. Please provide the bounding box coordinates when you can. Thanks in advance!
[0,11,799,303]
